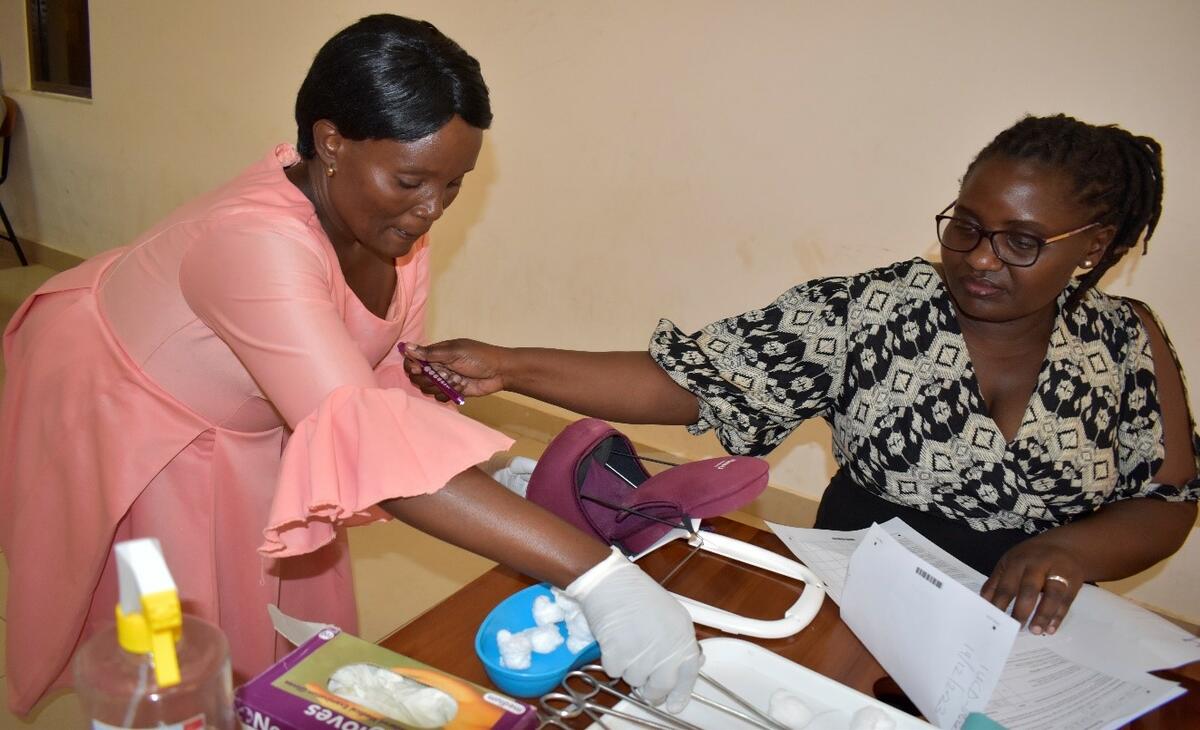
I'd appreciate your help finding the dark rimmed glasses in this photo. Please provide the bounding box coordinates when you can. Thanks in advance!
[935,202,1100,267]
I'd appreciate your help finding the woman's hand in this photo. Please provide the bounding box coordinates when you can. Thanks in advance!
[404,339,508,400]
[980,539,1085,635]
[408,342,700,425]
[379,467,700,708]
[567,548,702,711]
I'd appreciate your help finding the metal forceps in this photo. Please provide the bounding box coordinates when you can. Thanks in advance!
[538,664,791,730]
[538,665,701,729]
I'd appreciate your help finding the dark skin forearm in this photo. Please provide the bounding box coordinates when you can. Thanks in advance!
[405,341,699,425]
[981,497,1196,633]
[379,465,611,588]
[1027,498,1195,581]
[500,348,700,425]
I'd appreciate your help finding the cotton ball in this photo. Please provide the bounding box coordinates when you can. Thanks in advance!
[564,610,595,653]
[850,705,896,730]
[564,609,590,636]
[532,594,565,626]
[526,624,565,654]
[498,650,531,671]
[327,663,457,729]
[767,690,814,729]
[551,588,584,620]
[549,588,595,653]
[497,629,532,670]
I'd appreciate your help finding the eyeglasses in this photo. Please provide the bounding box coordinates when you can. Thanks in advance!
[935,202,1100,267]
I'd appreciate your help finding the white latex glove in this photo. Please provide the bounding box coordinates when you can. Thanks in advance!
[482,454,537,497]
[565,546,702,712]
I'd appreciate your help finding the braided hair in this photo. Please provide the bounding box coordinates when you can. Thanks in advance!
[963,114,1163,309]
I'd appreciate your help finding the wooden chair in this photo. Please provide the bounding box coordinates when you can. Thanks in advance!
[0,95,29,266]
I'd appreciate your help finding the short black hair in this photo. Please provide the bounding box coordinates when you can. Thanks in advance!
[964,114,1164,309]
[295,14,492,158]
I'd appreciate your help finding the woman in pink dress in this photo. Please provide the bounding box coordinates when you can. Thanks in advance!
[0,14,699,716]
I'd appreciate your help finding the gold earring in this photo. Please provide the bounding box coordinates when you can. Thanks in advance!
[1083,260,1093,268]
[325,164,336,178]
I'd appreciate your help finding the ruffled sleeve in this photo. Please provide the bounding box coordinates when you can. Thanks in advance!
[262,384,513,556]
[179,223,513,557]
[648,275,851,456]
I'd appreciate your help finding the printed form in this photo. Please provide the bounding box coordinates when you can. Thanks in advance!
[768,518,1193,729]
[841,524,1019,729]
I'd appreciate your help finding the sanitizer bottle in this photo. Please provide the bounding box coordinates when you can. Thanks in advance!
[73,538,235,729]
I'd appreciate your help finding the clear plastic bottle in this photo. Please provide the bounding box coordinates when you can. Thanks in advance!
[73,539,235,729]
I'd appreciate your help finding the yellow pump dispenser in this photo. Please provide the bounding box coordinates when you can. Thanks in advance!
[114,540,184,687]
[73,539,235,729]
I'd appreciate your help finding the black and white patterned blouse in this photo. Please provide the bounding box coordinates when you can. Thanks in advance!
[650,258,1200,534]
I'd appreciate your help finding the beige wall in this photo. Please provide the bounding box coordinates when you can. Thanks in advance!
[1,1,1198,620]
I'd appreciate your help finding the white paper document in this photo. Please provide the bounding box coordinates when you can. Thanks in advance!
[764,523,867,602]
[882,524,1200,674]
[1033,583,1200,675]
[767,518,1197,728]
[984,645,1184,730]
[841,524,1020,729]
[767,517,1200,673]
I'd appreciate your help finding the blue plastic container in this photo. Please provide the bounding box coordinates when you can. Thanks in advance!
[474,583,601,697]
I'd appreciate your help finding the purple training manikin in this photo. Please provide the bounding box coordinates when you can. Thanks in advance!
[526,418,826,639]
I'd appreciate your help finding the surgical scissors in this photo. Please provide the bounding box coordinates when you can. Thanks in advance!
[539,665,790,730]
[538,676,693,729]
[539,666,702,729]
[538,692,680,729]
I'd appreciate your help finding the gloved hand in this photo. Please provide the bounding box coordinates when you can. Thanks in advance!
[482,454,537,498]
[565,546,702,712]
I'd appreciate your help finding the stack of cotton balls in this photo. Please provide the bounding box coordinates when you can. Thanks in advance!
[496,589,594,670]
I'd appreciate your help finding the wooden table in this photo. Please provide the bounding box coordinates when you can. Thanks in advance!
[380,518,1198,728]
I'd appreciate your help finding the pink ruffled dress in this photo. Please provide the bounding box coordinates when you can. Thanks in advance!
[0,144,513,714]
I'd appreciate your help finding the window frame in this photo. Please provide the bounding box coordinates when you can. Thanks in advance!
[26,0,92,99]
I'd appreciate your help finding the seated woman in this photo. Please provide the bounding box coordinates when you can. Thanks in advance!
[0,14,699,716]
[406,114,1199,636]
